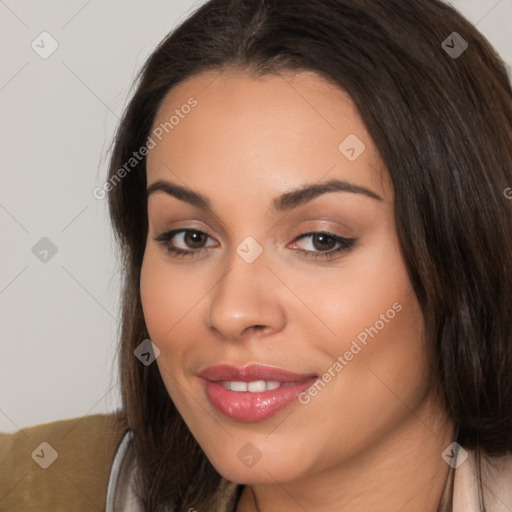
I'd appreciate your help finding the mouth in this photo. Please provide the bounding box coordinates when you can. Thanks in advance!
[199,364,318,422]
[219,380,301,391]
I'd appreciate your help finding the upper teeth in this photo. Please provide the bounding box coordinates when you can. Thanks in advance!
[221,380,282,392]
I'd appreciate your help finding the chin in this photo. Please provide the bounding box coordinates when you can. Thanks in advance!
[201,441,312,485]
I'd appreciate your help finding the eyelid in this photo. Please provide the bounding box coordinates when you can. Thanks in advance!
[290,231,357,257]
[153,227,357,261]
[154,228,217,249]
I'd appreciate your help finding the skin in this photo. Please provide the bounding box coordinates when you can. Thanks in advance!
[140,69,456,512]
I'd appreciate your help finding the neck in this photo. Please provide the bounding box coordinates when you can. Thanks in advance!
[236,397,455,512]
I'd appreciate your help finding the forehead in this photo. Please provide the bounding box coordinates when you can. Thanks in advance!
[146,69,391,203]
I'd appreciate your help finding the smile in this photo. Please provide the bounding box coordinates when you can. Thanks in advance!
[220,380,299,392]
[199,364,318,422]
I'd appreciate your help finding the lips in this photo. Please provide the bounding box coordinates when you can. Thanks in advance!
[199,363,316,382]
[199,364,318,422]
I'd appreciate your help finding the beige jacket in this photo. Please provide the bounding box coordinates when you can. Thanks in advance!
[0,412,127,511]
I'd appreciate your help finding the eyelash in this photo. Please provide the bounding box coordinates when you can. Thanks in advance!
[153,229,357,261]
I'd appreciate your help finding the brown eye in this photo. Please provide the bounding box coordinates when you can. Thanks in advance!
[290,231,357,260]
[184,230,208,249]
[311,233,337,251]
[154,229,216,258]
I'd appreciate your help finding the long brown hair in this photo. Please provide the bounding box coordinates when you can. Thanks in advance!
[106,1,512,510]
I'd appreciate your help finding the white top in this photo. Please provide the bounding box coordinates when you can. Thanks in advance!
[106,430,512,511]
[106,430,142,512]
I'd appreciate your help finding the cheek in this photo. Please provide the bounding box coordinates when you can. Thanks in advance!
[299,232,427,401]
[290,232,416,349]
[140,250,169,338]
[319,270,427,433]
[140,246,207,344]
[139,249,193,403]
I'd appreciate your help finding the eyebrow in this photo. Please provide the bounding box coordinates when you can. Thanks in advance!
[146,178,383,213]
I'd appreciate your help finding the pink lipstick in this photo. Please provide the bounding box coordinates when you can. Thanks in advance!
[199,364,317,422]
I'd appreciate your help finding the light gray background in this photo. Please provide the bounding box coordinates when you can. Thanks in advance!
[1,0,511,433]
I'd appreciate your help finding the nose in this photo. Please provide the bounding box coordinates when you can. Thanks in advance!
[206,246,287,342]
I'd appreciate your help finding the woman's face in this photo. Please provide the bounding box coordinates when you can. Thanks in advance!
[141,69,433,484]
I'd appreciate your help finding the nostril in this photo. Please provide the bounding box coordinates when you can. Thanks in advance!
[246,325,268,336]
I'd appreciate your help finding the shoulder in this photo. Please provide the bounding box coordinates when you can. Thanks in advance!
[453,446,512,512]
[0,411,128,512]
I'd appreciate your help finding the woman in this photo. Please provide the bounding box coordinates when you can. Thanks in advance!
[105,0,512,510]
